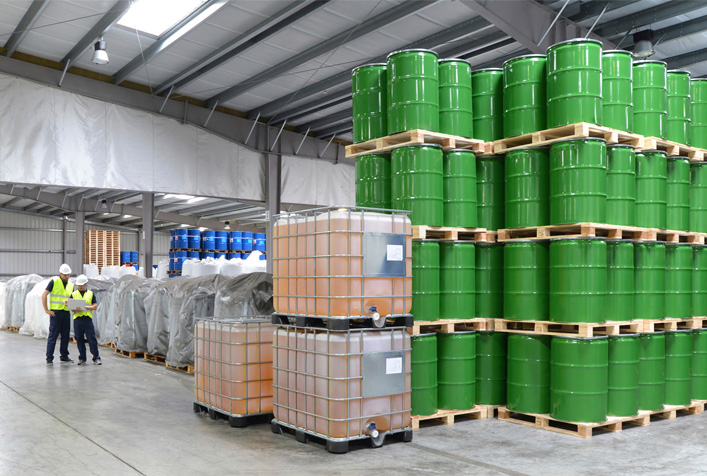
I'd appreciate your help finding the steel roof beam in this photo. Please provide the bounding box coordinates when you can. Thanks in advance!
[566,0,642,22]
[621,14,707,51]
[595,1,706,39]
[297,107,352,133]
[270,93,351,125]
[2,196,24,208]
[4,0,49,57]
[664,46,707,70]
[206,1,438,108]
[313,123,352,139]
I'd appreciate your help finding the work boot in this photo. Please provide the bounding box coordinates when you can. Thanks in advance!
[60,358,74,363]
[77,360,86,366]
[93,358,102,366]
[46,360,53,365]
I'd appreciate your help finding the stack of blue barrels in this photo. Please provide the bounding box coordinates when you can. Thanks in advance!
[214,231,228,259]
[120,250,140,270]
[201,230,215,259]
[168,229,191,277]
[228,232,242,259]
[254,233,266,261]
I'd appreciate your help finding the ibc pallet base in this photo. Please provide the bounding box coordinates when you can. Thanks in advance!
[193,402,272,428]
[495,319,640,338]
[412,405,492,430]
[270,419,413,454]
[272,313,413,330]
[498,401,705,438]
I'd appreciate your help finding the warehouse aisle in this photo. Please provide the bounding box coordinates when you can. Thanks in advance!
[1,331,706,476]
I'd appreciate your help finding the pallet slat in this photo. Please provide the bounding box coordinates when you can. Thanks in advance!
[345,129,491,158]
[412,225,494,242]
[409,318,494,336]
[640,137,706,162]
[494,319,640,337]
[412,405,491,430]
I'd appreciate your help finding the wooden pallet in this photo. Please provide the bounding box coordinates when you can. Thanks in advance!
[493,122,644,154]
[640,137,706,161]
[497,223,654,242]
[638,318,704,332]
[409,318,494,336]
[412,405,492,430]
[656,229,705,244]
[498,402,704,438]
[494,319,640,337]
[345,129,492,158]
[412,225,494,242]
[6,327,19,332]
[144,353,166,364]
[114,348,144,359]
[166,363,194,375]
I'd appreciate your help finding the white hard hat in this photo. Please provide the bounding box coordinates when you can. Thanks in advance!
[59,264,72,274]
[76,275,88,286]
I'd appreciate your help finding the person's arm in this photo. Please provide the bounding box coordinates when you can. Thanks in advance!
[41,290,54,317]
[85,294,98,312]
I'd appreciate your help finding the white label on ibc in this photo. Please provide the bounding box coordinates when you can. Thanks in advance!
[386,357,403,375]
[387,244,403,261]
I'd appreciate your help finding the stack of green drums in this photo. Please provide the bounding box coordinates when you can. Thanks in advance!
[635,150,667,229]
[665,330,693,405]
[352,63,387,143]
[690,163,707,233]
[387,49,439,134]
[505,148,549,228]
[633,60,667,138]
[551,336,608,423]
[666,156,690,231]
[549,138,607,224]
[438,332,476,410]
[477,155,505,230]
[602,50,633,132]
[546,39,603,128]
[503,55,546,137]
[606,145,636,226]
[355,153,391,209]
[665,244,692,319]
[504,241,548,321]
[476,331,508,405]
[475,243,504,318]
[412,240,439,321]
[693,329,707,400]
[549,238,606,323]
[471,68,504,141]
[391,144,443,226]
[411,333,438,416]
[638,332,665,411]
[634,242,666,320]
[691,79,707,149]
[694,245,707,317]
[666,70,692,145]
[439,242,475,320]
[608,334,640,417]
[443,149,477,227]
[438,59,473,138]
[606,240,635,321]
[507,334,551,413]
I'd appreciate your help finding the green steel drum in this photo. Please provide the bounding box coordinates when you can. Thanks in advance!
[549,238,607,323]
[391,144,443,226]
[471,68,504,141]
[602,50,633,132]
[411,333,438,416]
[439,241,475,320]
[443,149,477,227]
[665,244,693,319]
[693,329,707,400]
[608,335,640,417]
[477,155,505,230]
[549,138,607,224]
[505,148,549,228]
[635,150,667,229]
[546,39,603,128]
[355,153,391,209]
[694,245,707,317]
[634,242,666,320]
[439,59,473,137]
[691,79,707,149]
[633,60,667,138]
[475,243,504,318]
[437,331,476,410]
[507,334,551,414]
[504,241,549,321]
[606,241,635,321]
[387,49,439,134]
[638,332,666,411]
[503,55,547,137]
[352,63,387,143]
[690,163,707,233]
[476,331,508,405]
[664,330,693,405]
[666,157,690,231]
[412,240,439,321]
[551,337,608,423]
[606,145,636,226]
[666,70,692,145]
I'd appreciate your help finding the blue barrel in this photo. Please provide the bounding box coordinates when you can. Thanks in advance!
[130,251,138,263]
[201,251,215,259]
[173,251,187,271]
[215,231,229,251]
[242,232,253,251]
[215,252,227,259]
[187,251,200,259]
[228,253,241,259]
[168,252,175,271]
[187,229,201,250]
[174,229,188,249]
[120,251,131,263]
[202,231,215,250]
[254,233,267,252]
[242,252,251,260]
[229,231,243,251]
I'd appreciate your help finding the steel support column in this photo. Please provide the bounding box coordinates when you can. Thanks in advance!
[265,154,281,274]
[75,211,85,273]
[142,192,154,277]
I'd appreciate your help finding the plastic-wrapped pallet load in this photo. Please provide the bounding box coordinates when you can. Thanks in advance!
[145,277,187,356]
[156,259,169,279]
[214,272,274,317]
[5,274,43,328]
[0,282,6,329]
[83,264,99,279]
[20,279,51,336]
[101,266,121,279]
[114,277,161,353]
[96,275,138,345]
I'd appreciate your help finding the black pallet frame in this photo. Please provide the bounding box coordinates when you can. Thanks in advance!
[193,402,272,428]
[271,313,413,330]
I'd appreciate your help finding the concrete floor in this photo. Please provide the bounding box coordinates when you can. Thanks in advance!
[1,331,706,476]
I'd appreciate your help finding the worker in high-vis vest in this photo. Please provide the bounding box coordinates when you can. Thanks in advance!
[41,264,75,364]
[70,275,101,365]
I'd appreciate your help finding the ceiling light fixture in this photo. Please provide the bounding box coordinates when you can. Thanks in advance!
[224,221,231,230]
[633,29,655,58]
[92,38,109,65]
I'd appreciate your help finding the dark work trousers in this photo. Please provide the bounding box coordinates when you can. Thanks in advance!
[46,310,71,361]
[73,316,100,362]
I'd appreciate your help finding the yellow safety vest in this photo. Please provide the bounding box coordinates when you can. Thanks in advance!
[71,290,94,319]
[48,277,74,311]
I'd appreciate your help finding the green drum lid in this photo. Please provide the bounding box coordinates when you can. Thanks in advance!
[638,332,666,411]
[475,243,504,318]
[471,68,504,142]
[692,329,707,400]
[504,241,549,321]
[439,241,475,320]
[606,240,635,321]
[352,63,387,143]
[412,240,440,321]
[502,54,547,137]
[437,331,477,410]
[411,333,438,416]
[665,244,693,319]
[443,149,477,228]
[387,49,440,134]
[476,155,505,230]
[504,147,550,228]
[665,330,693,405]
[355,153,391,209]
[438,59,473,138]
[476,332,508,405]
[507,334,551,414]
[391,143,444,226]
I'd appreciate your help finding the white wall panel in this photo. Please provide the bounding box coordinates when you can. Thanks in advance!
[153,115,197,194]
[105,105,155,191]
[281,156,354,206]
